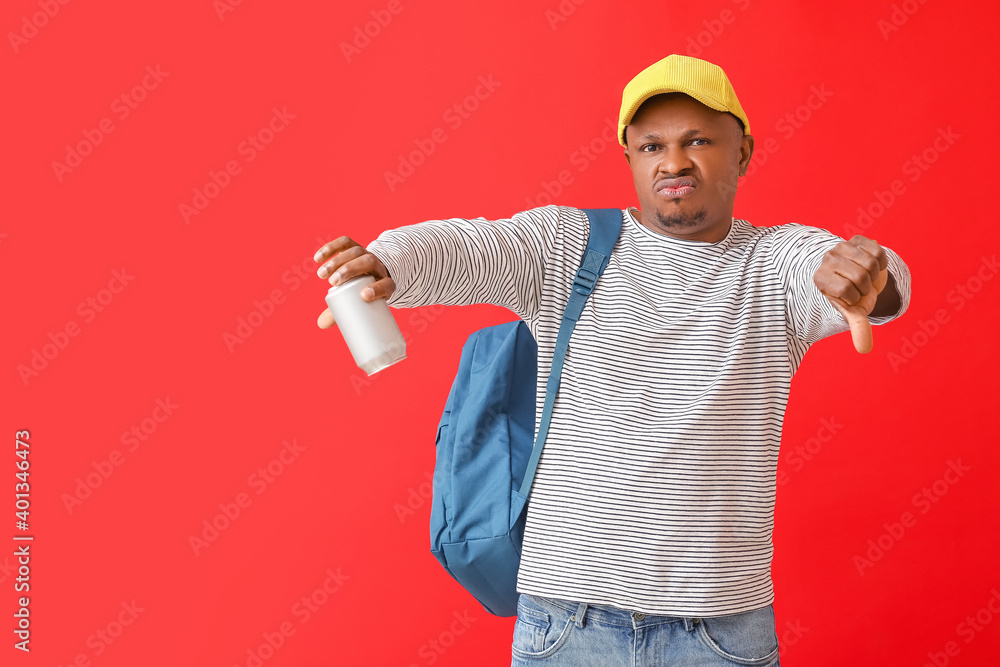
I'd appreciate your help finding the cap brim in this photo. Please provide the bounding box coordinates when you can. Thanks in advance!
[620,86,740,145]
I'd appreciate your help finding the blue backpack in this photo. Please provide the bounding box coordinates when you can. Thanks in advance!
[429,208,622,617]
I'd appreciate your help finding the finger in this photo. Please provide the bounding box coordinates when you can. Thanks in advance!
[820,255,870,304]
[327,252,388,286]
[363,277,397,301]
[316,307,337,329]
[314,236,360,264]
[317,245,368,280]
[848,236,888,276]
[828,296,873,354]
[872,266,888,293]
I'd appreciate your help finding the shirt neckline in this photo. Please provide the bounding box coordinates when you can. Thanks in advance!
[625,207,738,250]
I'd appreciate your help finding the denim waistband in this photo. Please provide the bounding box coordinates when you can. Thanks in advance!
[527,594,700,631]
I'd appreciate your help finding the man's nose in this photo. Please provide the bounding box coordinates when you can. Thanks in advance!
[657,144,692,175]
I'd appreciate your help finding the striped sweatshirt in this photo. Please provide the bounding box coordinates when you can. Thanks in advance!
[367,205,911,617]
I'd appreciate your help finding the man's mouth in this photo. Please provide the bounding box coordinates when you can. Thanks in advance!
[656,177,696,199]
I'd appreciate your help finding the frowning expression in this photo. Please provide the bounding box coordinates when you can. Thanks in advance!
[624,93,753,242]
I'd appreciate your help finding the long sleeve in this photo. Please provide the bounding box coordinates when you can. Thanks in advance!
[767,223,912,346]
[365,206,565,322]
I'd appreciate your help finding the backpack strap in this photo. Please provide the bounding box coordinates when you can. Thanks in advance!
[517,208,623,498]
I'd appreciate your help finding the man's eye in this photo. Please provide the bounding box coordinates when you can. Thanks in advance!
[690,138,709,146]
[641,144,658,152]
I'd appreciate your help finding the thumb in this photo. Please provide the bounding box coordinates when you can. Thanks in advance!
[317,307,337,329]
[826,267,888,355]
[828,297,874,354]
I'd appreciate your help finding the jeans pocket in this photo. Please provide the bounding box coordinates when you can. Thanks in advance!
[695,604,780,666]
[510,595,575,660]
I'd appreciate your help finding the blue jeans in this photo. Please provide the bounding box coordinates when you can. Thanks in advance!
[510,594,780,666]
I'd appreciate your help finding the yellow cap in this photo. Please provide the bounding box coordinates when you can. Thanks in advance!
[618,54,750,146]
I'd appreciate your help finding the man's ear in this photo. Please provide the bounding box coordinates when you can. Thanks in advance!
[738,134,754,177]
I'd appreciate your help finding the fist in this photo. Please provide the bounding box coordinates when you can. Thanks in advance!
[814,235,889,354]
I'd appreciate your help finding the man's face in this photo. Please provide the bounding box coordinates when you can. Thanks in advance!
[624,93,753,243]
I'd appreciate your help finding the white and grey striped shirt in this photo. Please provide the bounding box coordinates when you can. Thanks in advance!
[368,205,911,617]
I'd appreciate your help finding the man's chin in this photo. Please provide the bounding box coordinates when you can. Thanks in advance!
[653,207,707,230]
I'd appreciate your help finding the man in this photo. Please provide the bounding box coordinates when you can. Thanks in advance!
[314,55,910,666]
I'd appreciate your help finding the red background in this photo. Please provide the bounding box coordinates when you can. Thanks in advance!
[4,0,999,665]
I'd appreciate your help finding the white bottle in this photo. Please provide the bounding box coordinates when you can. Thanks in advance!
[325,276,406,375]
